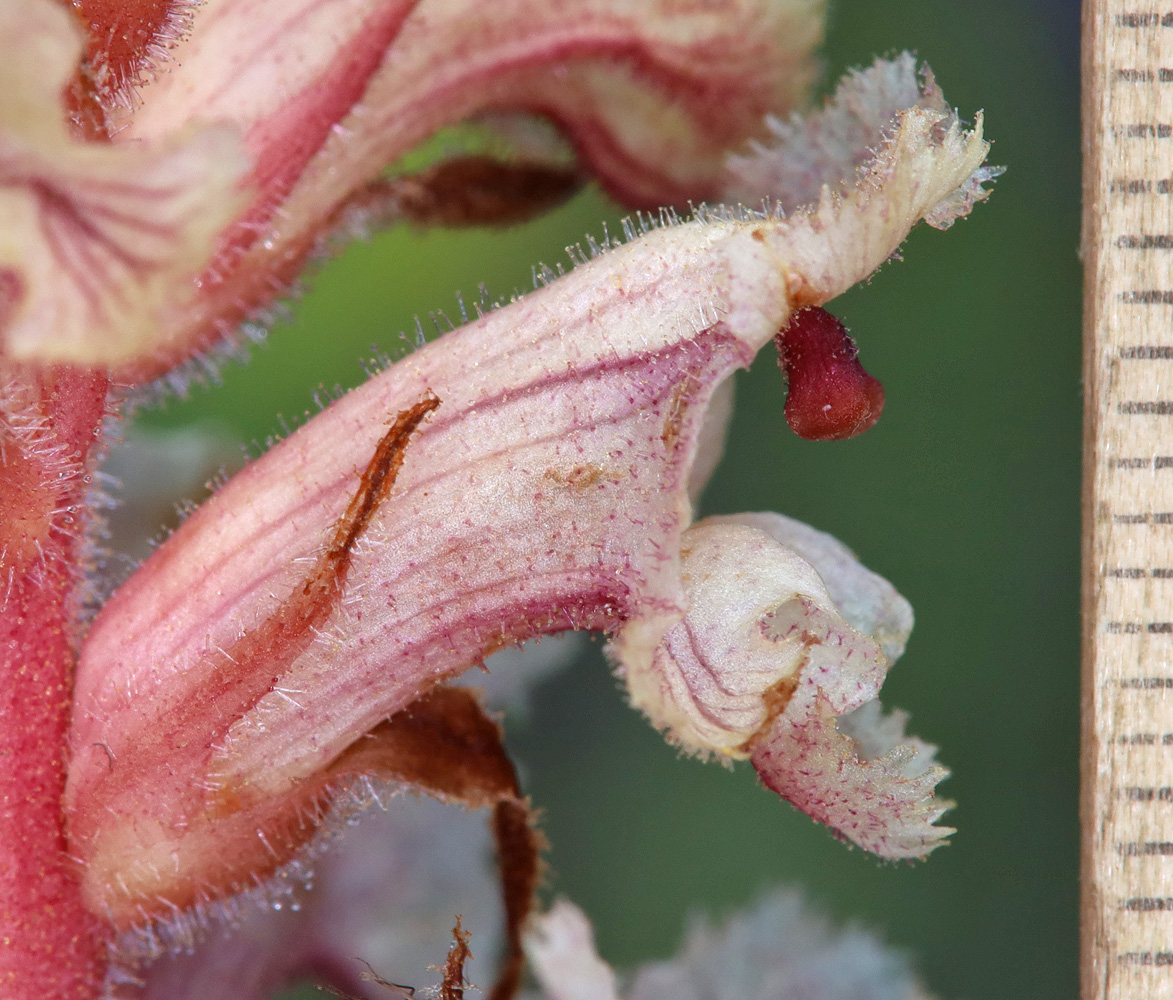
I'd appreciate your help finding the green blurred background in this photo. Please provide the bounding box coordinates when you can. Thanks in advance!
[135,2,1080,997]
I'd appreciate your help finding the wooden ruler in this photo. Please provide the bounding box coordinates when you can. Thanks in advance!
[1084,4,1173,997]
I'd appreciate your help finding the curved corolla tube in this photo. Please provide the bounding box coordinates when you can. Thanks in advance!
[2,0,826,372]
[66,54,989,928]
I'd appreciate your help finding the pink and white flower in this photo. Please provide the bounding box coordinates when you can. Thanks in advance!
[0,1,993,995]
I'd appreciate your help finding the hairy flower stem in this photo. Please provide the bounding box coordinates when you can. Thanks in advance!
[0,368,110,999]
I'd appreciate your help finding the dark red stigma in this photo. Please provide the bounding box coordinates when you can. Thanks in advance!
[774,307,885,441]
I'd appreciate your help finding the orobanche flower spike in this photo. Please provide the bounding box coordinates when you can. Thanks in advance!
[66,49,992,990]
[0,0,996,992]
[1,1,832,994]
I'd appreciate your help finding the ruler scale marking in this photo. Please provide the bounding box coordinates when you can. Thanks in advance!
[1084,4,1173,998]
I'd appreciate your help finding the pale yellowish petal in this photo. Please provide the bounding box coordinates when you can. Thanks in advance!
[707,511,913,662]
[0,0,248,365]
[623,518,884,758]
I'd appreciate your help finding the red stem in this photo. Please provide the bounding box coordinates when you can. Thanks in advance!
[0,367,110,999]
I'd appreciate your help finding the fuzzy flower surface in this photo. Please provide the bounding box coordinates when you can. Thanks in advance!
[71,47,987,962]
[0,1,994,997]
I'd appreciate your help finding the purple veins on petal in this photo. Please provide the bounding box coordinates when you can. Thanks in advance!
[68,52,989,933]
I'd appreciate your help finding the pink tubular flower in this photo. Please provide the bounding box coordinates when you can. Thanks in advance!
[3,0,824,373]
[66,48,991,985]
